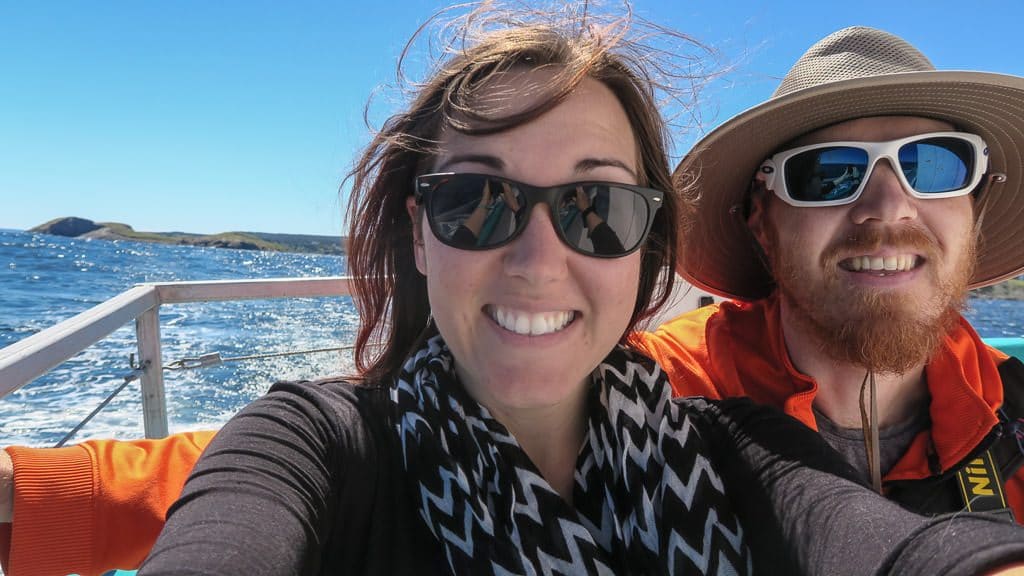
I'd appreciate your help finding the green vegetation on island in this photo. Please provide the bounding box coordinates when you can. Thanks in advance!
[26,217,1024,298]
[29,217,345,255]
[973,278,1024,301]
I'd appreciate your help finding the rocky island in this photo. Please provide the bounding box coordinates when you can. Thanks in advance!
[972,279,1024,301]
[25,217,1024,298]
[30,217,345,255]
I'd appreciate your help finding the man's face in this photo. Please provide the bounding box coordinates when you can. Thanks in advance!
[749,116,977,373]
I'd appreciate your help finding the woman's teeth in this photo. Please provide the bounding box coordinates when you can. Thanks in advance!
[845,254,918,272]
[490,306,574,336]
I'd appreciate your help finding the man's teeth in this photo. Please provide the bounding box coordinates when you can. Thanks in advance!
[846,254,918,272]
[491,306,574,336]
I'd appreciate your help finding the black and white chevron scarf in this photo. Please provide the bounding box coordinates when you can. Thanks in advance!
[391,334,751,575]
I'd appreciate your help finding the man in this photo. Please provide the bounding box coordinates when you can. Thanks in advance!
[4,26,1024,575]
[642,26,1024,514]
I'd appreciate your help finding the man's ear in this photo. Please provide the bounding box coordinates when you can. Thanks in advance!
[406,196,427,275]
[746,184,771,252]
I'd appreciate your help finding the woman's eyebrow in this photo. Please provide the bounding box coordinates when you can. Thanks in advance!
[434,154,636,180]
[575,157,637,180]
[435,154,504,172]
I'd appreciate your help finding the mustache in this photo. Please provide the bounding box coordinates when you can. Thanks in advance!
[821,225,939,266]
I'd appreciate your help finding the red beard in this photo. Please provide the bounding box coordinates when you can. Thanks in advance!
[765,220,976,374]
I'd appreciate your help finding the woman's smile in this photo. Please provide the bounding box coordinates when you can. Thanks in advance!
[486,304,576,336]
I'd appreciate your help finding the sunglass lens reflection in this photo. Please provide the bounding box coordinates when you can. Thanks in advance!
[787,147,868,202]
[428,176,525,249]
[558,185,648,256]
[897,137,973,193]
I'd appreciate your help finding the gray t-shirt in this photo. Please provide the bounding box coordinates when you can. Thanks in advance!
[814,406,931,486]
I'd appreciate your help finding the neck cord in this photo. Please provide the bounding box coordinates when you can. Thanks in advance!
[859,370,882,493]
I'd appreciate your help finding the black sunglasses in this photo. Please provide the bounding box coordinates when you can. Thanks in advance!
[414,173,663,258]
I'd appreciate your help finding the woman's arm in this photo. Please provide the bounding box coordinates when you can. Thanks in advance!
[696,397,1024,576]
[459,180,494,237]
[138,381,381,575]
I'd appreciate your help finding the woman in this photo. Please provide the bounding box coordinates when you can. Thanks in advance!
[138,5,1024,576]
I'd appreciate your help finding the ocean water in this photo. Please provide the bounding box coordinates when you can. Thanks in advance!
[1,229,355,446]
[2,228,1024,447]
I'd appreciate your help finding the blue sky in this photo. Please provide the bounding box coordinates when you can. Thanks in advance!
[2,0,1021,237]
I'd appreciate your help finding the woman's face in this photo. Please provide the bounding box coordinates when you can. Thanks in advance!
[407,71,643,420]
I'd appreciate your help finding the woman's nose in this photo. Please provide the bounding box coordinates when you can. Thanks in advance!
[502,205,570,285]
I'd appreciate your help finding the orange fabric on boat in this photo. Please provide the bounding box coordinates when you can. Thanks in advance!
[1,430,215,576]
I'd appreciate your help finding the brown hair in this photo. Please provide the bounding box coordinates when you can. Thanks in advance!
[344,2,711,382]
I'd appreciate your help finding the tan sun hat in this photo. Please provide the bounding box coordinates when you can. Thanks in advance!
[674,26,1024,300]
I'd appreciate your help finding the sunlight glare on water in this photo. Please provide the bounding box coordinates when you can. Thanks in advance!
[1,229,356,446]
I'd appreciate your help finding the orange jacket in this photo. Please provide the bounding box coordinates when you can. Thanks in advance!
[2,297,1020,575]
[632,297,1022,512]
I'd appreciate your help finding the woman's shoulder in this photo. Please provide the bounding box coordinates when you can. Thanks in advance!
[265,376,391,410]
[672,395,860,481]
[670,395,803,451]
[241,376,396,449]
[672,395,787,432]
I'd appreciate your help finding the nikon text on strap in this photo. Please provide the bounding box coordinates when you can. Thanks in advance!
[885,355,1024,520]
[949,356,1024,520]
[955,449,1013,520]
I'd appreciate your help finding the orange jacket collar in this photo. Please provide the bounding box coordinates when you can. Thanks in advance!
[704,295,1005,480]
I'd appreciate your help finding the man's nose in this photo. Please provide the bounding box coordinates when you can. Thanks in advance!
[848,159,918,224]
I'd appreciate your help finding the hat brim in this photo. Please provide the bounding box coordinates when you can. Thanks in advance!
[673,70,1024,300]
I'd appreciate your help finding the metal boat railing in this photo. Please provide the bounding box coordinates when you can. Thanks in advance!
[0,272,708,444]
[0,276,352,439]
[6,274,1024,444]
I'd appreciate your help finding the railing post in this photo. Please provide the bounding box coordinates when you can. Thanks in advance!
[136,308,168,438]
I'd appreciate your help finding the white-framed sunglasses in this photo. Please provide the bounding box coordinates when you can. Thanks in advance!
[756,131,990,207]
